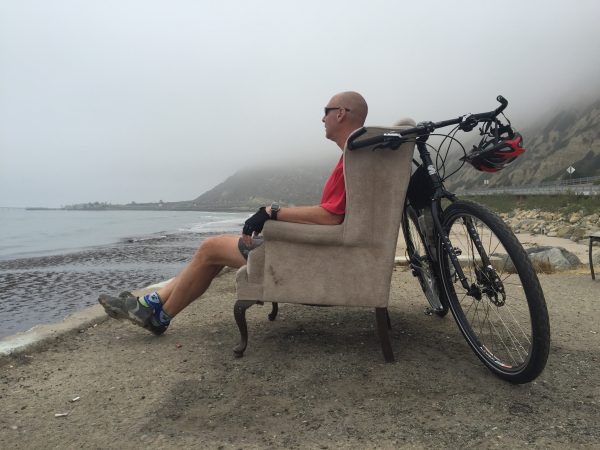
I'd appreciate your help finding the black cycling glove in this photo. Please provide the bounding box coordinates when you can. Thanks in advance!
[243,207,270,236]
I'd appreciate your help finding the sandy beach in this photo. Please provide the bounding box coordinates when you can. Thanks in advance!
[1,230,599,448]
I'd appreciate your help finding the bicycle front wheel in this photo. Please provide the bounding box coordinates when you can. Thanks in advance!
[439,200,550,384]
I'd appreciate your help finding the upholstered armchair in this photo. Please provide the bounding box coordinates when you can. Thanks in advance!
[234,122,416,362]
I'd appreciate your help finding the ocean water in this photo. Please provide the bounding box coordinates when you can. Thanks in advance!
[0,208,250,260]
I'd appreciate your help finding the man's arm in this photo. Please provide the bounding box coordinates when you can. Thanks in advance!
[241,205,343,247]
[267,205,344,225]
[242,206,344,247]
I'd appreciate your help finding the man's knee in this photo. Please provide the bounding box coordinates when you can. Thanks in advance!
[194,235,238,266]
[194,236,219,260]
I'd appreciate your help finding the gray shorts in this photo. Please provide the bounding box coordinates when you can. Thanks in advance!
[238,236,264,260]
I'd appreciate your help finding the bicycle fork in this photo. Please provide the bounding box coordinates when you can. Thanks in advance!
[429,202,473,292]
[416,139,488,295]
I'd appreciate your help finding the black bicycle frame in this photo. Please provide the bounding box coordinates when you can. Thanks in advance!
[414,138,492,293]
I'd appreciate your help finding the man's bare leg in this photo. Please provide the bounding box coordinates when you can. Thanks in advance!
[99,234,248,333]
[157,234,247,317]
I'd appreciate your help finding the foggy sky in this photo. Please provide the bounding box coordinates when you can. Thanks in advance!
[1,0,600,207]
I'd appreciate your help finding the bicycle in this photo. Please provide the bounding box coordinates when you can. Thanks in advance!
[347,96,550,384]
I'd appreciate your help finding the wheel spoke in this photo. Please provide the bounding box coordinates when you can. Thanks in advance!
[490,307,530,362]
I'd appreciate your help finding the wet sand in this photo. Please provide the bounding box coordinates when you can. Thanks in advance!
[0,232,214,339]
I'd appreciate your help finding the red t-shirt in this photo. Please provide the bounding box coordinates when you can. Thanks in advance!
[319,154,346,215]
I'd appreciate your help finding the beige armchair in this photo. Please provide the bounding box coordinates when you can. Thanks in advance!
[234,122,416,362]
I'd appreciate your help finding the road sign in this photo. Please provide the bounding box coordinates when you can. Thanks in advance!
[567,166,575,174]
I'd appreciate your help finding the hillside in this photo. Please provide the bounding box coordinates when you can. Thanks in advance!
[182,162,335,210]
[445,97,600,190]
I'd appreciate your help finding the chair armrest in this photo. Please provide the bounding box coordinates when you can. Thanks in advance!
[262,220,344,245]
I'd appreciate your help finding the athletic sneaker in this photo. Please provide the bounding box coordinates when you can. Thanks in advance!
[98,293,168,336]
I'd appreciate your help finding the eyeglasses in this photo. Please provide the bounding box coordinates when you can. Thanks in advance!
[324,106,351,116]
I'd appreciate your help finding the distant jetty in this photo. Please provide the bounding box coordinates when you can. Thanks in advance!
[25,207,62,211]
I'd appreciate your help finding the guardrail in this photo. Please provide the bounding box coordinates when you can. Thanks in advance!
[456,176,600,196]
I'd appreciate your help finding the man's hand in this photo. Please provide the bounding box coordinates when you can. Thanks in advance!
[242,207,270,246]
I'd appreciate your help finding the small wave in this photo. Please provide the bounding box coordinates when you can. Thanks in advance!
[184,218,247,234]
[122,234,168,243]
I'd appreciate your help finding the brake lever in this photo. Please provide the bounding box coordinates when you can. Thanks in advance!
[458,114,478,132]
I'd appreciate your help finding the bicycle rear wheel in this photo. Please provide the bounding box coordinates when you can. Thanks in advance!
[402,204,448,317]
[439,200,550,384]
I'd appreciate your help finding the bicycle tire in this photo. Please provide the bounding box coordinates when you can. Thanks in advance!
[402,204,449,317]
[438,200,550,384]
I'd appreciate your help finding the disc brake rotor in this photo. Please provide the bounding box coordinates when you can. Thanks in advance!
[474,265,506,306]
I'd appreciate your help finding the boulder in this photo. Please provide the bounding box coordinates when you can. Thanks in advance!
[491,253,516,273]
[587,213,599,223]
[570,227,587,242]
[569,213,582,224]
[556,226,573,238]
[526,246,581,271]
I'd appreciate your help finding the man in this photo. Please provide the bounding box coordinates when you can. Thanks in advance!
[99,91,369,334]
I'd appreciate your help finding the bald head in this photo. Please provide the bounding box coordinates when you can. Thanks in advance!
[323,91,368,149]
[334,91,368,126]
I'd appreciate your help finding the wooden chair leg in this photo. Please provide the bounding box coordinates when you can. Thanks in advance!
[375,307,395,363]
[233,300,257,358]
[268,302,279,321]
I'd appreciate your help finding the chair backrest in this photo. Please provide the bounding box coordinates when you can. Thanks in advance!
[341,124,416,259]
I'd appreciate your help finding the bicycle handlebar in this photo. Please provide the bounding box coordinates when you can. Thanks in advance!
[347,95,508,150]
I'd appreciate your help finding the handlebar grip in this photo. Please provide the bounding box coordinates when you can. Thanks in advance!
[495,95,508,113]
[347,134,385,150]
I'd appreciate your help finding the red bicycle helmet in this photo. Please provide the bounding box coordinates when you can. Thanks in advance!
[462,126,525,173]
